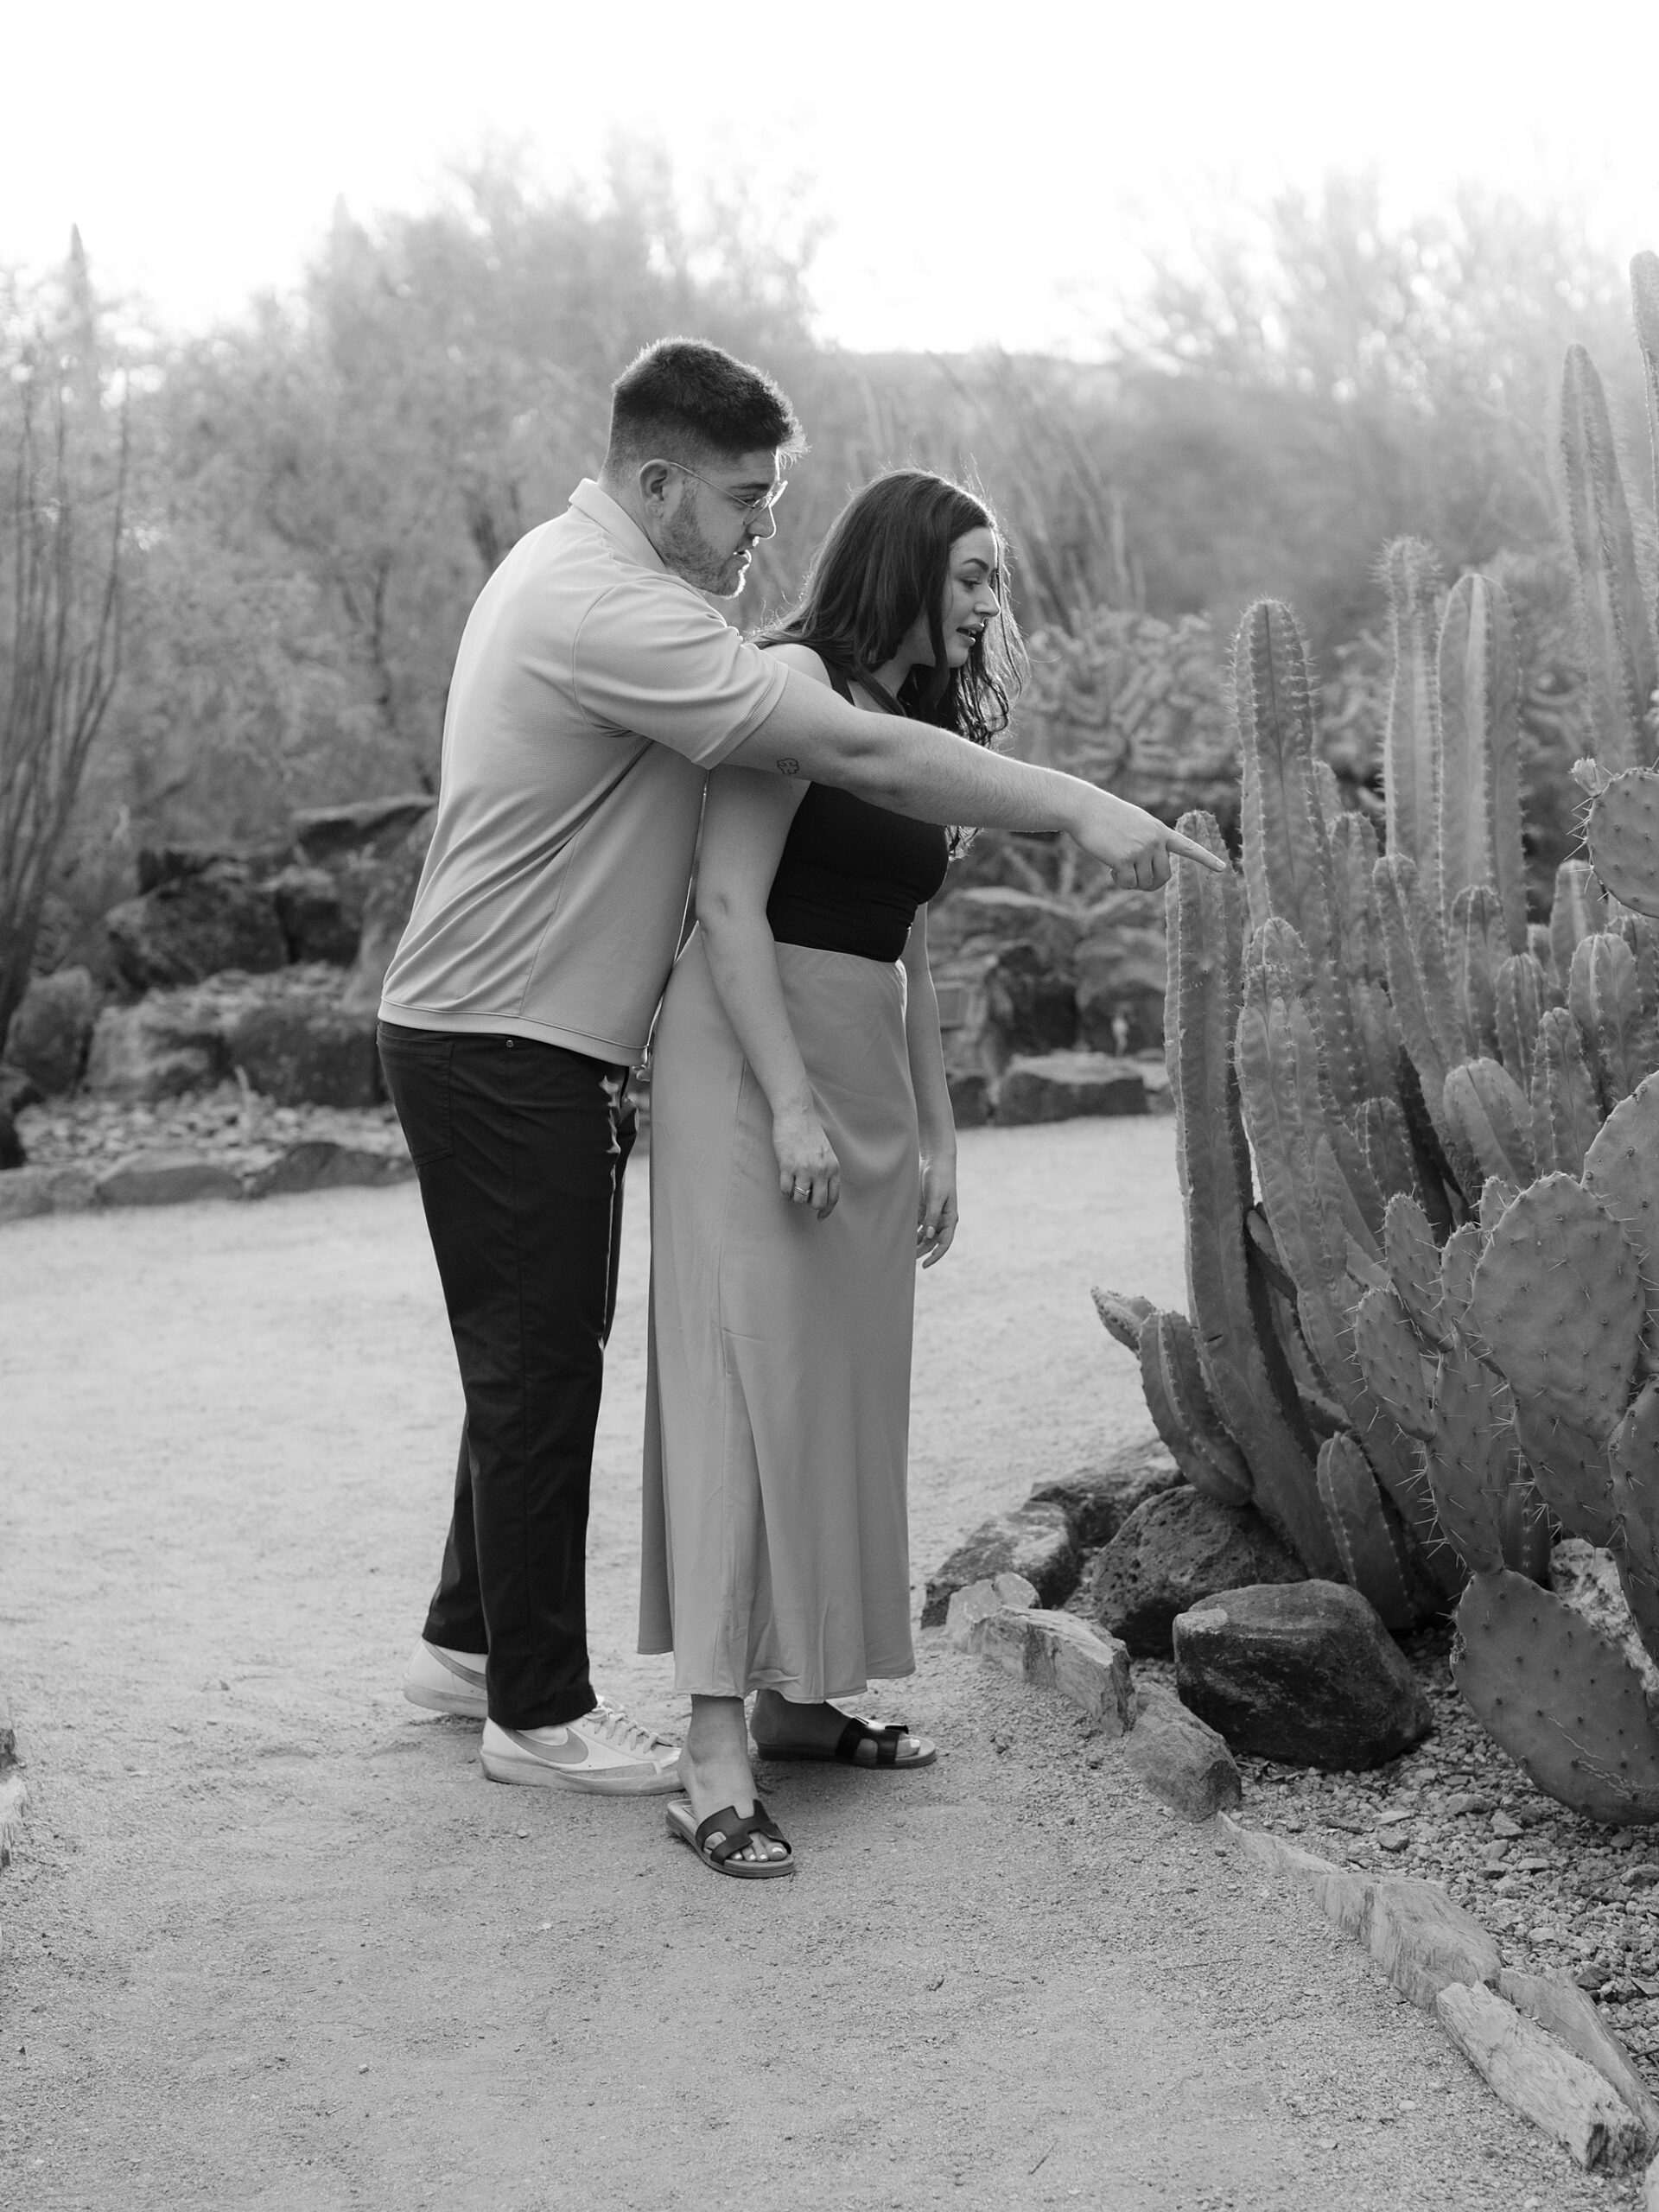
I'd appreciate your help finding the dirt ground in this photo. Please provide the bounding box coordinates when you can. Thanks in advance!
[0,1121,1629,2210]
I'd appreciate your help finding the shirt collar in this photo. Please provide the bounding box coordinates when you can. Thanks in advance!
[568,479,666,574]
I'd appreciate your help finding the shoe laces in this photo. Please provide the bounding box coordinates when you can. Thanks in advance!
[587,1699,672,1758]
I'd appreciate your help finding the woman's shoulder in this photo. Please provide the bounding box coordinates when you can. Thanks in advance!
[760,639,834,688]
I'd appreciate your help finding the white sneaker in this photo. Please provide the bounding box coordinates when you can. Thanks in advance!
[403,1638,487,1719]
[480,1700,682,1796]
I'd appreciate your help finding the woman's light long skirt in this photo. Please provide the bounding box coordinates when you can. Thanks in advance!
[639,931,919,1700]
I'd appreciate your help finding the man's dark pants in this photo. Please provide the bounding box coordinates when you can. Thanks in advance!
[378,1024,635,1730]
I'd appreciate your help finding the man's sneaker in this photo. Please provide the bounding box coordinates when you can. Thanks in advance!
[480,1701,681,1796]
[403,1638,488,1719]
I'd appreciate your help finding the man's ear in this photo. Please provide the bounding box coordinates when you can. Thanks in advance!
[637,459,675,507]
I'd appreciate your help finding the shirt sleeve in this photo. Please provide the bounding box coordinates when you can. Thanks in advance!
[570,578,789,767]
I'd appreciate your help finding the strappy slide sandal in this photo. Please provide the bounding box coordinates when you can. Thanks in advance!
[756,1716,936,1770]
[665,1796,795,1879]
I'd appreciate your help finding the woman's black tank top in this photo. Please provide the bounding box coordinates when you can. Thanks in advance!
[764,667,950,964]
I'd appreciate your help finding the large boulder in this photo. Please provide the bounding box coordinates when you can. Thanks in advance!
[224,995,383,1109]
[1029,1435,1184,1549]
[105,862,287,990]
[4,967,98,1094]
[86,992,229,1102]
[928,887,1082,973]
[1172,1580,1433,1770]
[1083,1485,1305,1656]
[1074,894,1167,1054]
[995,1051,1147,1126]
[922,1499,1081,1627]
[0,1103,23,1171]
[935,940,1077,1088]
[269,865,361,966]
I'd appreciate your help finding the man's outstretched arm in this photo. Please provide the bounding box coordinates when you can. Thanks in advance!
[728,666,1225,887]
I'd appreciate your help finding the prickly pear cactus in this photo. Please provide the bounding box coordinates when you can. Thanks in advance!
[1586,769,1659,920]
[1453,1569,1659,1824]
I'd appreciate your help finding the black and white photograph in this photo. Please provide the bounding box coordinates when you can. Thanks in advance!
[7,3,1659,2204]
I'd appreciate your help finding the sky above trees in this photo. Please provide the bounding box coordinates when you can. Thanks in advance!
[6,0,1658,353]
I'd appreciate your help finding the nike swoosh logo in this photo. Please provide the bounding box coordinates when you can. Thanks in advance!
[433,1649,486,1687]
[501,1727,589,1767]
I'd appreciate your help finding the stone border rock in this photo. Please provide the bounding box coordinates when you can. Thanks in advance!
[939,1545,1659,2183]
[0,1139,412,1226]
[0,1686,23,1873]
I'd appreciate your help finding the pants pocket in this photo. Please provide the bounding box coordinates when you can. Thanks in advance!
[377,1024,454,1167]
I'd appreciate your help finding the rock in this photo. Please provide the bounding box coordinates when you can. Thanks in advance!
[105,862,288,990]
[3,966,97,1093]
[969,1607,1133,1735]
[270,865,360,965]
[86,994,228,1102]
[1491,1810,1522,1839]
[1083,1487,1305,1657]
[137,839,293,893]
[944,1573,1038,1651]
[1497,1967,1659,2149]
[922,1499,1080,1627]
[1366,1878,1502,2008]
[1227,1822,1374,1931]
[1028,1435,1184,1548]
[1436,1980,1646,2172]
[0,1065,41,1116]
[0,1770,27,1869]
[244,1140,409,1198]
[1074,903,1168,1053]
[1172,1580,1433,1769]
[95,1149,243,1208]
[225,998,382,1109]
[1553,1537,1659,1699]
[340,810,436,1013]
[1124,1680,1242,1819]
[291,795,435,866]
[0,1683,14,1768]
[944,1066,992,1128]
[41,1165,96,1212]
[995,1052,1147,1126]
[0,1103,22,1170]
[0,1166,54,1223]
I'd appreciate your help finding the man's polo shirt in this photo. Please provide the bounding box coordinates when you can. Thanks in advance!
[379,480,787,1065]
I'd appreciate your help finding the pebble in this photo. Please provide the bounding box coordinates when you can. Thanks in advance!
[16,1084,408,1177]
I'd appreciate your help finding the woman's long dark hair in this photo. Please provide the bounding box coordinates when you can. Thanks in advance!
[763,469,1025,747]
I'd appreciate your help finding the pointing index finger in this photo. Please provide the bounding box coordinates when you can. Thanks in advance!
[1162,827,1230,874]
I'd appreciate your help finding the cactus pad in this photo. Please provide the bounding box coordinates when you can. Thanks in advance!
[1611,1380,1659,1620]
[1584,1074,1659,1340]
[1514,1398,1616,1548]
[1316,1432,1419,1632]
[1587,767,1659,920]
[1452,1567,1659,1823]
[1469,1174,1643,1439]
[1426,1346,1521,1576]
[1353,1282,1435,1439]
[1440,1223,1484,1332]
[1383,1193,1446,1344]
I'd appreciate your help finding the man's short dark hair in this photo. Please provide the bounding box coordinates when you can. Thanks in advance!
[606,338,804,474]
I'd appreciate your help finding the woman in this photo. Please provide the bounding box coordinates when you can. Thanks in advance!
[639,470,1021,1877]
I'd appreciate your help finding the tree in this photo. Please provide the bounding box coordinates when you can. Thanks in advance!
[0,238,126,1042]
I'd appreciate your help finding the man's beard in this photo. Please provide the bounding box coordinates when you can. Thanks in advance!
[660,503,747,597]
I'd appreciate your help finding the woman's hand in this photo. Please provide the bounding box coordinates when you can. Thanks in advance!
[772,1105,840,1219]
[917,1151,958,1267]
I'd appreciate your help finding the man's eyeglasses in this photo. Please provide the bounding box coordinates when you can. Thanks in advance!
[664,461,788,519]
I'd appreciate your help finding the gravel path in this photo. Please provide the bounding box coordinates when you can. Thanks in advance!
[0,1121,1635,2209]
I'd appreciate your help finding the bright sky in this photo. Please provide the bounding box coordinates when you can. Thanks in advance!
[7,0,1659,353]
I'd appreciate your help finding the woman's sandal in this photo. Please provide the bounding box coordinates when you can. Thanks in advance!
[755,1715,936,1770]
[665,1796,796,1879]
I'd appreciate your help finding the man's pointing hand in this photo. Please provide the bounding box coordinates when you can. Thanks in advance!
[1070,788,1231,890]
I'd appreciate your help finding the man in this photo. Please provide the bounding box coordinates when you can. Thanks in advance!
[380,337,1219,1795]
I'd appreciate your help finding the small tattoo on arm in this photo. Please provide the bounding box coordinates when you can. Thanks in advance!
[776,757,800,776]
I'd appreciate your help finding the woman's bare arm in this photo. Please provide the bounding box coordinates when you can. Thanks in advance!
[695,760,841,1218]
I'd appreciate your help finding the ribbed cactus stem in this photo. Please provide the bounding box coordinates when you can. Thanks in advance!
[1452,887,1504,1060]
[1569,931,1643,1108]
[1235,599,1360,1111]
[1549,859,1608,982]
[1556,342,1659,772]
[1439,573,1527,950]
[1631,251,1659,669]
[1381,538,1445,911]
[1494,955,1545,1094]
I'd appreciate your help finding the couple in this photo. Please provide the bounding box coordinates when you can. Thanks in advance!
[378,338,1217,1879]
